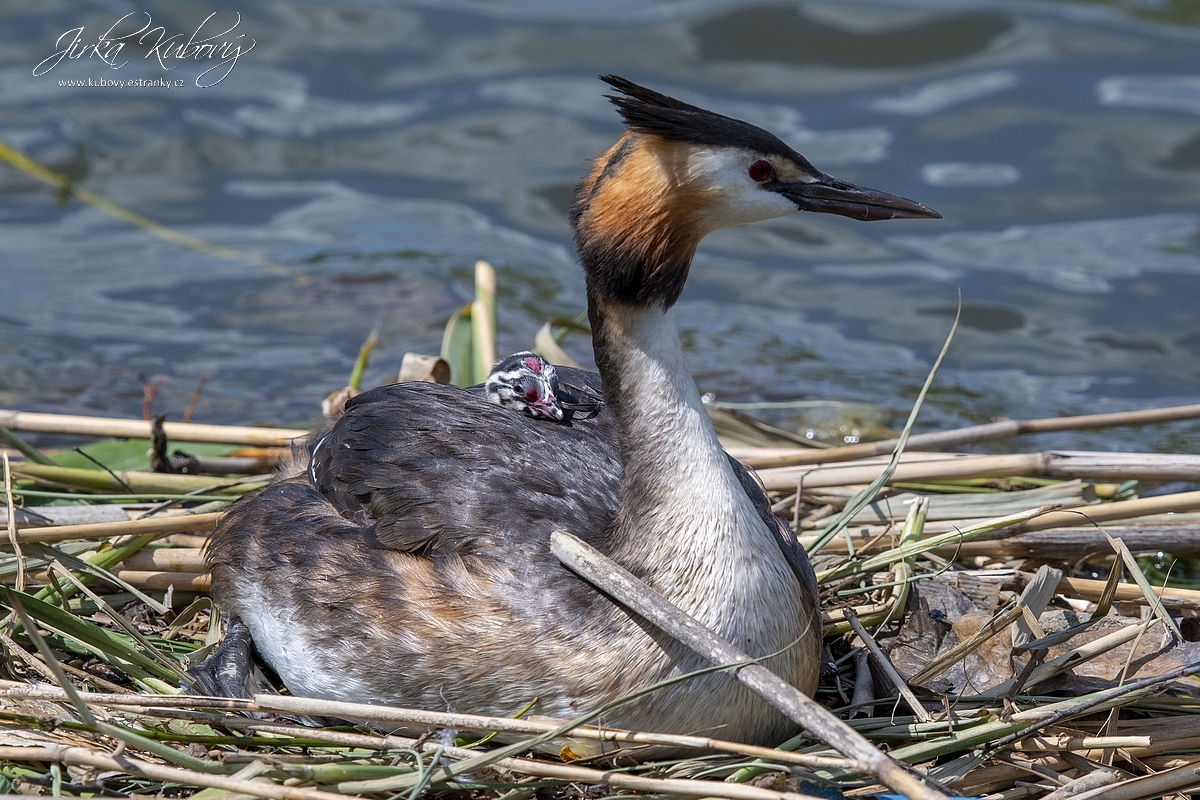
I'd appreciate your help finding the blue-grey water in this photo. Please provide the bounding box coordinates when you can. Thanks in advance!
[2,1,1200,452]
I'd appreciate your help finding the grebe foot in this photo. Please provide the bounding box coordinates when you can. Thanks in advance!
[186,616,343,727]
[185,615,257,698]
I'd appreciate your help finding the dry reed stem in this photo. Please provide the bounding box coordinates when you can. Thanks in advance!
[5,512,220,544]
[472,260,497,383]
[741,403,1200,469]
[121,548,205,571]
[938,522,1200,559]
[0,744,358,800]
[757,452,1200,492]
[1104,531,1182,638]
[3,698,830,800]
[6,399,1200,799]
[11,463,265,495]
[1040,769,1124,799]
[1067,758,1200,800]
[0,740,822,800]
[0,409,306,446]
[338,750,825,800]
[253,694,850,769]
[1016,735,1152,752]
[0,684,851,770]
[801,490,1200,555]
[1060,578,1200,611]
[0,569,208,591]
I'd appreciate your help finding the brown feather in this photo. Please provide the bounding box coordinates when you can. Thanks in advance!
[572,134,711,308]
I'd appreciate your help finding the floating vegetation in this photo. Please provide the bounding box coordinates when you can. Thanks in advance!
[2,300,1200,800]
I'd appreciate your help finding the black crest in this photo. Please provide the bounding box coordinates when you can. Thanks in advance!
[600,75,814,168]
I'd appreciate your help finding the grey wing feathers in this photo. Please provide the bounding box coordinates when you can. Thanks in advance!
[726,454,820,598]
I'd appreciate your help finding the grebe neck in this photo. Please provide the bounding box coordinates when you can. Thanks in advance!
[588,294,778,617]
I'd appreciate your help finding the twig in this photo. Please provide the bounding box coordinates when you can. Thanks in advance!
[139,374,165,421]
[69,448,134,493]
[743,402,1200,469]
[550,530,950,800]
[182,374,209,423]
[843,607,932,723]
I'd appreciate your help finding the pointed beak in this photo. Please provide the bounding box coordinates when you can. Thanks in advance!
[776,173,941,221]
[528,398,564,421]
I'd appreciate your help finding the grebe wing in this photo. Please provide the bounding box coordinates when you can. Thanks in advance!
[727,454,820,598]
[554,367,605,418]
[310,382,620,555]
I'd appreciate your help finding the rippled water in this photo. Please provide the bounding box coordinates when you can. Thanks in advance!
[2,1,1200,451]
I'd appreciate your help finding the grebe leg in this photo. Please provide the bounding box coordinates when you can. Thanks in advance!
[186,615,256,698]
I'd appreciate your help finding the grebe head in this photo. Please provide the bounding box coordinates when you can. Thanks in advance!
[572,76,941,308]
[485,351,564,420]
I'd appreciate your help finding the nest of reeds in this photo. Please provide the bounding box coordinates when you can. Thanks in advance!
[2,270,1200,800]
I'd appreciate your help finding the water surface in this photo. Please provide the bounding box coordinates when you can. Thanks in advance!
[2,0,1200,452]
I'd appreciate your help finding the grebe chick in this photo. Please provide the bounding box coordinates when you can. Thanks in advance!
[484,351,563,420]
[206,75,939,748]
[484,351,603,421]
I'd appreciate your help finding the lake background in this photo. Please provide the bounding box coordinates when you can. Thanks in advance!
[2,0,1200,452]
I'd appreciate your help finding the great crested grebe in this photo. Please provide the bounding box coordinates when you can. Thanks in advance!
[205,76,939,746]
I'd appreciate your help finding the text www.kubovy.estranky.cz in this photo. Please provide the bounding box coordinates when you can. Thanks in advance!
[58,77,185,88]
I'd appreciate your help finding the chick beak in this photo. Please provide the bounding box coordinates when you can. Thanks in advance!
[776,172,941,221]
[528,396,564,421]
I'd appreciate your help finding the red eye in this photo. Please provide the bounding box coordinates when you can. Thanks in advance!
[524,389,539,402]
[748,160,773,182]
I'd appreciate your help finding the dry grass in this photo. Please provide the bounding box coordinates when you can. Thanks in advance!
[1,397,1199,800]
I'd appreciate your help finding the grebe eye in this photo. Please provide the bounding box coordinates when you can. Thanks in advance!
[748,160,773,182]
